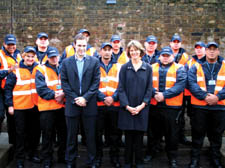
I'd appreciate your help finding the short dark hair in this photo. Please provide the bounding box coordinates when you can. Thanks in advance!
[73,33,87,44]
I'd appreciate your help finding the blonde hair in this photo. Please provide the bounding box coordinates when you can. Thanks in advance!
[126,40,145,58]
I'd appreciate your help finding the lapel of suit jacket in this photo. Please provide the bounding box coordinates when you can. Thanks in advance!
[70,56,79,76]
[82,56,90,76]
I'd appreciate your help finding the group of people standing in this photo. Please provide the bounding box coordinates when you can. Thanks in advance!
[0,28,224,168]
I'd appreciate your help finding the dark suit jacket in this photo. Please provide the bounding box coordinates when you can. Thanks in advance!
[61,55,100,117]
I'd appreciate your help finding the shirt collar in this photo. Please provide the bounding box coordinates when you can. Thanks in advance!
[75,54,86,61]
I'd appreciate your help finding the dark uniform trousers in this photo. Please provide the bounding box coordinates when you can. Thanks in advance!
[5,106,16,145]
[179,96,192,139]
[191,108,225,160]
[14,106,40,163]
[96,106,120,158]
[150,107,180,160]
[40,108,66,162]
[146,106,163,156]
[65,114,97,166]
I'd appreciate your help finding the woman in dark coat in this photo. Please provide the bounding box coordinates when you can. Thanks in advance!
[118,40,152,168]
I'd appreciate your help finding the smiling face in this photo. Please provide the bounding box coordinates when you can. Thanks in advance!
[23,52,36,66]
[75,39,87,58]
[3,43,16,55]
[129,46,141,61]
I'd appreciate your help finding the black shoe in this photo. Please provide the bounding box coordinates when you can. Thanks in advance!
[169,159,178,168]
[143,155,153,163]
[179,137,192,146]
[188,159,199,168]
[16,163,24,168]
[211,159,223,168]
[28,155,41,163]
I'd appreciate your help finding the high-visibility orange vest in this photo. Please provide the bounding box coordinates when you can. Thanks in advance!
[98,63,121,107]
[65,45,97,58]
[117,51,129,65]
[150,62,183,107]
[191,61,225,106]
[65,45,75,58]
[0,49,21,88]
[36,65,64,111]
[12,68,35,110]
[86,47,96,57]
[178,52,189,66]
[31,65,43,106]
[184,58,198,96]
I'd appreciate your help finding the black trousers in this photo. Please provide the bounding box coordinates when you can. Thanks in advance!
[65,115,97,166]
[96,106,120,158]
[191,108,225,160]
[124,130,144,165]
[179,96,192,140]
[6,107,16,145]
[14,107,40,163]
[146,106,163,156]
[150,107,180,160]
[40,108,66,162]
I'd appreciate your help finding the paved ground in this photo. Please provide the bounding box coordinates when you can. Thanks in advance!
[5,137,218,168]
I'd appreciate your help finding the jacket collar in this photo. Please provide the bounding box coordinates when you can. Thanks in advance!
[127,60,147,71]
[2,46,20,58]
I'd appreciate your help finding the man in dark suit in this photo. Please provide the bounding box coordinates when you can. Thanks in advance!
[61,33,100,168]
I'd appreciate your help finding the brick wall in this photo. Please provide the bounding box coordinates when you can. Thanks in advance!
[0,0,224,56]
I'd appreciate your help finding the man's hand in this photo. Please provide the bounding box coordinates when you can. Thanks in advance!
[8,64,18,73]
[205,93,219,105]
[8,106,14,115]
[74,97,87,107]
[154,92,164,102]
[104,96,114,106]
[55,90,65,104]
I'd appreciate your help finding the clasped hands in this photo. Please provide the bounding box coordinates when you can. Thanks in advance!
[154,92,164,102]
[126,102,145,116]
[104,96,114,106]
[74,97,87,107]
[205,93,219,105]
